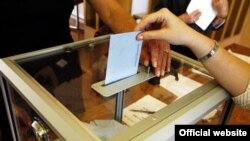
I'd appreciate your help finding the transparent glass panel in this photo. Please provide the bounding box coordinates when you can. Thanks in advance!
[2,80,58,141]
[2,36,227,140]
[115,59,213,127]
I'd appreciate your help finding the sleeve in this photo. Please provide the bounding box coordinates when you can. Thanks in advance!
[232,81,250,111]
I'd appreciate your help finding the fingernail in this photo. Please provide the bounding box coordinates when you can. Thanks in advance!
[167,67,170,72]
[156,71,160,77]
[138,35,143,40]
[153,62,157,68]
[144,60,149,66]
[161,71,165,76]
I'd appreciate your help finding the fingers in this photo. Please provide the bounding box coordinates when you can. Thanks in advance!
[192,9,201,21]
[159,42,171,76]
[156,44,171,76]
[136,29,167,41]
[156,46,167,76]
[140,42,150,66]
[189,9,201,23]
[135,8,192,46]
[149,41,159,68]
[146,40,171,77]
[164,46,172,73]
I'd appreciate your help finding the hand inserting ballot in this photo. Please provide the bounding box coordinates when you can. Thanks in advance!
[140,37,171,77]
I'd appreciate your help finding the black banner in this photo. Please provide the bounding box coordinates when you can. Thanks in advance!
[175,125,250,140]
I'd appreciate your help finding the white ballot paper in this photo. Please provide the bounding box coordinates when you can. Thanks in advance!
[160,74,202,100]
[105,31,142,85]
[186,0,216,30]
[123,95,167,126]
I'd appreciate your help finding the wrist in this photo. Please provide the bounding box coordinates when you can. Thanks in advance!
[188,35,216,60]
[198,40,219,63]
[213,17,226,29]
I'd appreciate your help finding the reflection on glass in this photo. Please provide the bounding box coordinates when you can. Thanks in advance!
[8,86,58,141]
[11,38,226,140]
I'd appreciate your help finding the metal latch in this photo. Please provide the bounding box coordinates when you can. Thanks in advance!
[31,117,50,141]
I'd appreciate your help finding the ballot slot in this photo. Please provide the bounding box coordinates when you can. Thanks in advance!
[91,66,155,97]
[101,71,141,87]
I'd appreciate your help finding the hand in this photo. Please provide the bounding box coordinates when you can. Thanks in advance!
[179,9,201,24]
[135,8,193,46]
[212,0,228,19]
[140,39,171,76]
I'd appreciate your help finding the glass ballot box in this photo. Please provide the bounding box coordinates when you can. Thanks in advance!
[0,35,230,141]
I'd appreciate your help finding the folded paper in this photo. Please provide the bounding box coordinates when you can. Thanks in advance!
[187,0,216,30]
[105,31,142,85]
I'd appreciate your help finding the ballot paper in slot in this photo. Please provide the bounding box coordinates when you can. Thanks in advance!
[186,0,216,30]
[104,31,142,85]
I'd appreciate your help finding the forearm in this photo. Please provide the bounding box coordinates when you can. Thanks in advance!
[87,0,137,33]
[204,47,250,96]
[186,31,250,97]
